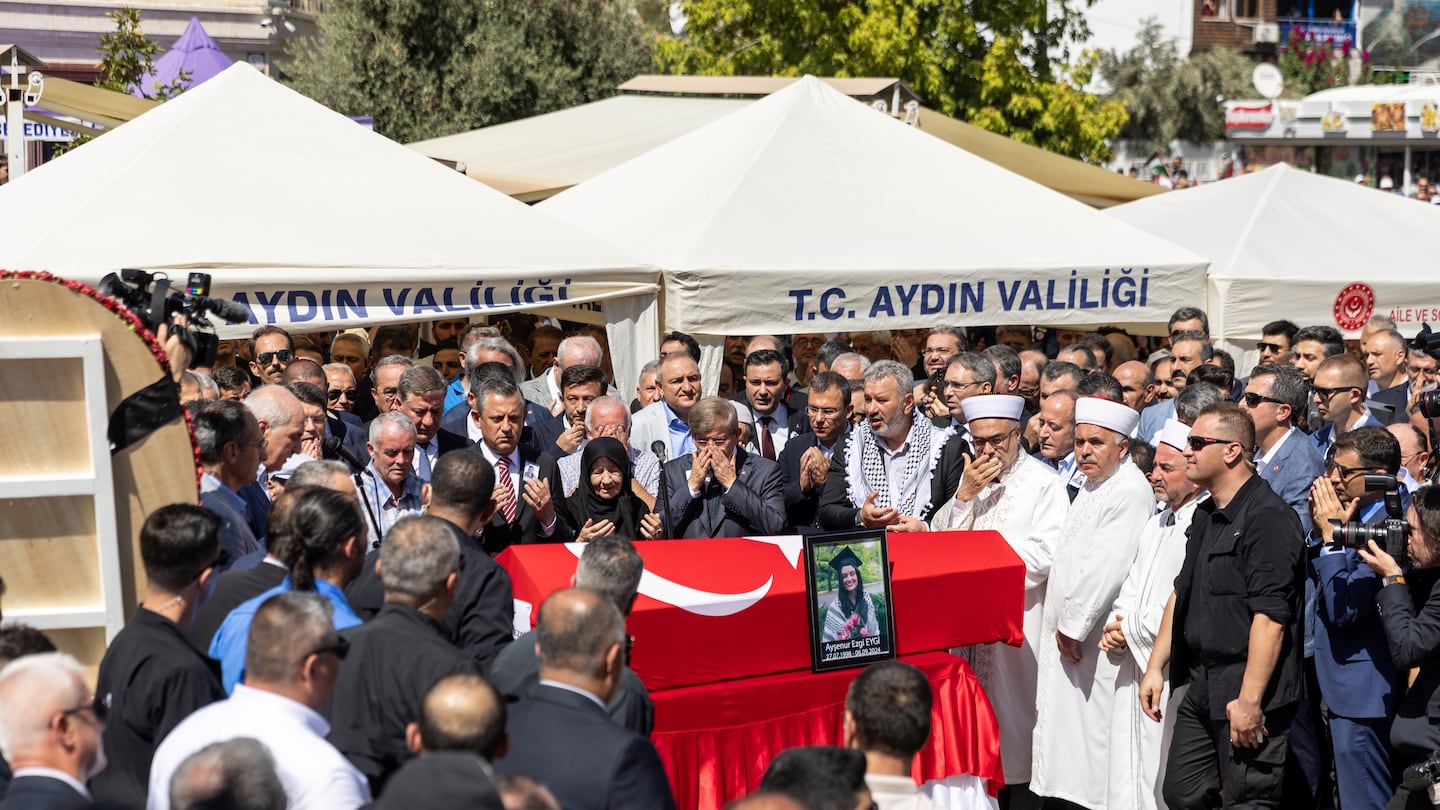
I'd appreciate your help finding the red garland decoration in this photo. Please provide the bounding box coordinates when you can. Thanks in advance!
[0,269,203,495]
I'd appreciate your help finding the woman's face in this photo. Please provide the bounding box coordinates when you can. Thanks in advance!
[1408,505,1439,569]
[841,564,859,594]
[589,457,624,500]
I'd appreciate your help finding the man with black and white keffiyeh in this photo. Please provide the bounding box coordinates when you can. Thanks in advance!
[816,360,969,532]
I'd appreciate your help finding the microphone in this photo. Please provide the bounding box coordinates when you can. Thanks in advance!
[198,295,252,324]
[323,436,366,472]
[651,440,671,540]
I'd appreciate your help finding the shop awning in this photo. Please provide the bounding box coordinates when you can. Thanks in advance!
[27,75,157,131]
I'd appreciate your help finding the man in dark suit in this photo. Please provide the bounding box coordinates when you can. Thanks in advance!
[0,652,105,810]
[394,365,456,482]
[816,361,967,531]
[495,589,677,810]
[439,362,544,458]
[736,349,808,461]
[777,372,851,532]
[490,537,653,736]
[662,397,786,538]
[531,365,608,459]
[469,373,570,555]
[1307,427,1406,810]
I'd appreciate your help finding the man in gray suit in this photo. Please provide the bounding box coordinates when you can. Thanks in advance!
[662,397,786,538]
[519,335,606,414]
[630,354,703,459]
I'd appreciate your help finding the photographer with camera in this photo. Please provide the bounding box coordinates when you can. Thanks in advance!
[1309,426,1409,810]
[1358,486,1440,808]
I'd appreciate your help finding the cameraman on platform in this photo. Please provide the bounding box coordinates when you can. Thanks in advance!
[1309,426,1408,810]
[1359,486,1440,809]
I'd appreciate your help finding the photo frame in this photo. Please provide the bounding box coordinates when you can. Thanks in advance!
[804,528,897,672]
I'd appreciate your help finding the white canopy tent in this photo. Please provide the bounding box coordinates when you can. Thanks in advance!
[0,63,660,391]
[540,76,1207,344]
[1107,163,1440,342]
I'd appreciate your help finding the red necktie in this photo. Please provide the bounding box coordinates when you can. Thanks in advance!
[497,456,517,523]
[760,416,776,460]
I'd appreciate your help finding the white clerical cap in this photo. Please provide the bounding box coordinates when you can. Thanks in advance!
[963,395,1025,423]
[1158,418,1191,452]
[1075,396,1140,437]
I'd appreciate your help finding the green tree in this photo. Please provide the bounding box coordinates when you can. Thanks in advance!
[654,0,1124,161]
[285,0,653,143]
[1098,19,1253,147]
[95,7,189,99]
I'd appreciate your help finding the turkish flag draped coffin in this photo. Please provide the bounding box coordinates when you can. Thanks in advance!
[498,531,1024,691]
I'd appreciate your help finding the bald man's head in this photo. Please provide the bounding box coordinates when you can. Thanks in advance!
[536,589,625,678]
[411,673,506,762]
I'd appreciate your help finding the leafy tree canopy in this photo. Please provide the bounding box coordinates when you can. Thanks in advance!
[655,0,1126,162]
[285,0,653,142]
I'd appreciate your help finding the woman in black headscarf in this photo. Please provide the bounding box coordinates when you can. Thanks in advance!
[562,437,662,542]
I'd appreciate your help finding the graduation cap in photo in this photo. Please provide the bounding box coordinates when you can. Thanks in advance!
[828,546,863,573]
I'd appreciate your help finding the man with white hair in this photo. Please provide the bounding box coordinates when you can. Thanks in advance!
[361,413,424,548]
[926,394,1065,805]
[148,592,370,810]
[1100,420,1207,810]
[520,335,606,414]
[1031,397,1155,809]
[0,652,106,809]
[240,384,306,537]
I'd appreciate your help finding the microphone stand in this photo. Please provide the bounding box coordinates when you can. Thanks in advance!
[652,440,672,540]
[326,436,384,549]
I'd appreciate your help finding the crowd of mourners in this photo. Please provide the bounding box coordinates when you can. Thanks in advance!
[5,306,1440,810]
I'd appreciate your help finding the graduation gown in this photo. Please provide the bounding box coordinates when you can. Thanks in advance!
[1030,459,1154,809]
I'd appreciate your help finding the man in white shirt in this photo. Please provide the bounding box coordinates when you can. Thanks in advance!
[1312,353,1383,454]
[929,394,1065,803]
[1032,397,1155,809]
[843,662,945,810]
[1100,419,1207,810]
[147,591,370,810]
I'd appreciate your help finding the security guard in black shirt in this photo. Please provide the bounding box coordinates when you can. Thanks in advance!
[1141,402,1306,809]
[91,505,228,808]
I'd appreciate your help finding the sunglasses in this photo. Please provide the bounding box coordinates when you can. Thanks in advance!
[1326,460,1379,479]
[327,388,359,402]
[1241,392,1285,408]
[1187,435,1237,451]
[256,349,295,365]
[1312,385,1358,399]
[308,636,350,661]
[1256,341,1287,354]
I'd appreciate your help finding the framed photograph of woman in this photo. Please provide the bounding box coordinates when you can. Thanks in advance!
[804,529,896,672]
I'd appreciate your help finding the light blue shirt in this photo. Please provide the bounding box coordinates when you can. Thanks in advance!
[209,578,363,694]
[663,400,695,456]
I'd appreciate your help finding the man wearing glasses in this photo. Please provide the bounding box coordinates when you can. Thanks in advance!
[1312,354,1382,455]
[1305,428,1406,810]
[929,394,1065,805]
[0,652,107,810]
[1244,364,1326,534]
[1256,320,1299,366]
[91,505,228,808]
[937,353,995,439]
[778,372,852,532]
[248,325,294,385]
[1141,402,1305,809]
[148,592,370,810]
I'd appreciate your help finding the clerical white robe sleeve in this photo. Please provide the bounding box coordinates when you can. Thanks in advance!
[1057,496,1154,642]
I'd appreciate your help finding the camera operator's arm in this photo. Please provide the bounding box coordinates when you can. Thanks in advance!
[1360,542,1440,671]
[156,316,192,384]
